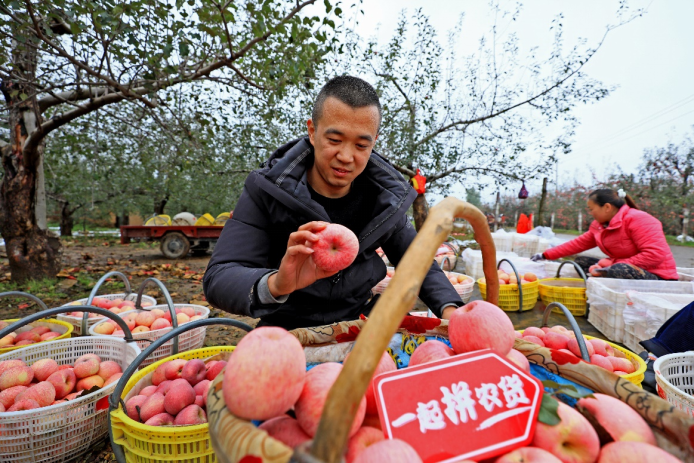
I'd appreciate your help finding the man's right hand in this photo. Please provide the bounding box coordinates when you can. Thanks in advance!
[267,221,339,298]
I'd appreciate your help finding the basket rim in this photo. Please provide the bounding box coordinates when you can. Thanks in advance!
[58,294,158,321]
[653,353,694,400]
[0,336,140,416]
[0,318,74,352]
[111,345,234,434]
[87,305,210,338]
[519,330,647,382]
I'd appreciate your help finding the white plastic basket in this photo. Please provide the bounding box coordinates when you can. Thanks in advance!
[623,292,694,353]
[586,278,694,342]
[58,293,157,335]
[88,305,210,367]
[0,336,141,463]
[654,353,694,418]
[371,269,474,304]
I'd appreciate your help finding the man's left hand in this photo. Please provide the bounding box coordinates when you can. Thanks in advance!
[442,306,458,319]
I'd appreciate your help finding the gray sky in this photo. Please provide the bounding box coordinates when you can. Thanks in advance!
[350,0,694,201]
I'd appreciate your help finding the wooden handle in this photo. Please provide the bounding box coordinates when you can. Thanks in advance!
[310,197,498,462]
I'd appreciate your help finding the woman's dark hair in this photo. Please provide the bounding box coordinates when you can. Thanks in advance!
[588,189,638,210]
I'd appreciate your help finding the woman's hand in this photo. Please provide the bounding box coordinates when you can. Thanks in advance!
[267,222,338,298]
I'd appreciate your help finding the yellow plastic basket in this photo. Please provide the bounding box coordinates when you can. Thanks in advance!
[0,318,73,353]
[195,213,216,226]
[110,346,234,463]
[538,278,587,317]
[478,278,539,312]
[520,329,646,387]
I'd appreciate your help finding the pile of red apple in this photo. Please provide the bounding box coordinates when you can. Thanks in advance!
[0,322,63,348]
[92,306,204,336]
[480,270,538,286]
[517,326,638,376]
[66,297,153,319]
[589,258,614,277]
[123,358,226,426]
[0,354,122,412]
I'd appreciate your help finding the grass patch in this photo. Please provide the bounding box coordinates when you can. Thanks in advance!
[0,278,64,299]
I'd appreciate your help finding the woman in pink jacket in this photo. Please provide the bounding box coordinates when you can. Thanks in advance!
[532,189,678,280]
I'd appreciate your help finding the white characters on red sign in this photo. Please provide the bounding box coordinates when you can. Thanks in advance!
[440,381,477,425]
[405,374,531,434]
[475,383,503,412]
[498,374,531,409]
[416,400,446,433]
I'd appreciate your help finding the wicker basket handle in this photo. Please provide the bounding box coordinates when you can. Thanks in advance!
[0,305,136,343]
[82,271,133,335]
[542,302,591,362]
[0,291,49,312]
[108,318,253,463]
[133,277,180,354]
[555,260,588,281]
[309,197,498,463]
[497,258,524,312]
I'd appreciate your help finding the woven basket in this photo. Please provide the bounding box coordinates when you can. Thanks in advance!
[0,307,140,463]
[654,353,694,418]
[58,293,158,335]
[0,318,73,353]
[108,318,253,463]
[89,304,210,367]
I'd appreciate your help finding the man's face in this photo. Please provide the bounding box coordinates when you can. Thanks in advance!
[307,97,380,198]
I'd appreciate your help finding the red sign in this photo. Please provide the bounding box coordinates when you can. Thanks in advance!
[373,349,542,463]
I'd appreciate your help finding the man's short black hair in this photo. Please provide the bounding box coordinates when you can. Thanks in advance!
[312,75,382,129]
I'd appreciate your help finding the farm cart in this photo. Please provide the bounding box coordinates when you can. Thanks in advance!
[120,225,223,258]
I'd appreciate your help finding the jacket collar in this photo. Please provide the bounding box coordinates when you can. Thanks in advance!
[605,205,630,230]
[255,136,416,251]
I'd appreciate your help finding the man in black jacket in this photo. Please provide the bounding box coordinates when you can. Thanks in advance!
[203,76,462,330]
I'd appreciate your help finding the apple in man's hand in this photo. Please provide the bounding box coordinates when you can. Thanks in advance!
[311,223,359,273]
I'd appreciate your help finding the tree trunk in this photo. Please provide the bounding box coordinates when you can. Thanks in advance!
[0,34,61,282]
[412,192,429,231]
[59,202,74,237]
[115,211,129,228]
[537,177,548,226]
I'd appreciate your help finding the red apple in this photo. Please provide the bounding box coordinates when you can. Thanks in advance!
[577,393,655,445]
[448,300,515,356]
[258,415,311,448]
[522,335,545,347]
[47,369,76,399]
[544,332,570,350]
[139,392,166,423]
[0,385,27,408]
[352,438,422,463]
[524,327,545,339]
[532,400,600,463]
[295,362,365,438]
[181,359,206,385]
[164,359,187,380]
[346,426,384,463]
[223,327,306,421]
[590,354,614,372]
[126,394,148,422]
[496,446,562,462]
[0,366,34,390]
[144,412,175,426]
[409,340,454,367]
[174,404,207,426]
[205,360,226,381]
[164,379,195,416]
[16,381,56,407]
[568,338,594,358]
[8,398,40,411]
[507,349,530,373]
[151,361,170,386]
[597,441,680,463]
[311,223,359,272]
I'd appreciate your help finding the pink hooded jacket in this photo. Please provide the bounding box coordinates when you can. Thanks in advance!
[543,205,678,280]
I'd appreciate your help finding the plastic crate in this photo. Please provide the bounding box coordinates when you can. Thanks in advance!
[0,318,73,353]
[88,304,210,367]
[461,249,519,280]
[677,267,694,282]
[538,278,587,316]
[110,346,234,463]
[0,336,141,463]
[478,278,539,312]
[654,353,694,417]
[58,293,158,335]
[586,278,694,343]
[622,292,694,353]
[491,231,514,253]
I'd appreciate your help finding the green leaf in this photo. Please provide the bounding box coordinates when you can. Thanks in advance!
[19,93,28,101]
[537,394,561,426]
[70,22,81,35]
[179,42,189,57]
